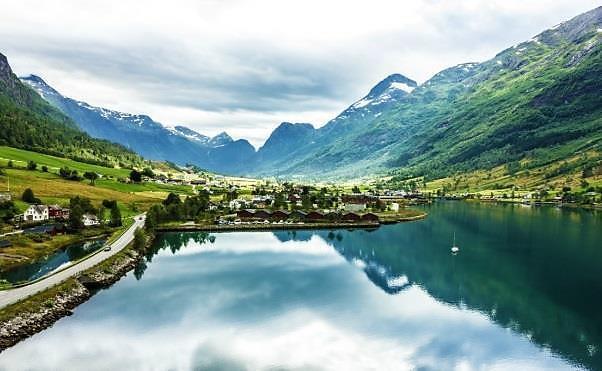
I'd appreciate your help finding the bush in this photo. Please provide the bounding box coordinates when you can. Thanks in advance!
[133,228,146,251]
[22,188,41,204]
[41,165,48,172]
[27,161,37,170]
[59,167,81,181]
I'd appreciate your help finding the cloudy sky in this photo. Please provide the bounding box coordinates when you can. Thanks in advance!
[1,0,599,147]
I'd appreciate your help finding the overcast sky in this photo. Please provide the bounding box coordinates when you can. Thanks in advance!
[1,0,599,147]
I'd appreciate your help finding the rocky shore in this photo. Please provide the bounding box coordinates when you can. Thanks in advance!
[0,248,143,351]
[0,282,90,350]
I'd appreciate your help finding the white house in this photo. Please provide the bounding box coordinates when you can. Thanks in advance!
[229,199,248,210]
[24,205,49,222]
[390,202,400,212]
[82,213,100,226]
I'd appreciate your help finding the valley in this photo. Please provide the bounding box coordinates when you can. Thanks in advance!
[0,3,601,370]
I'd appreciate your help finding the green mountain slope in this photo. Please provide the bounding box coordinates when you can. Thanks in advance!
[0,53,143,168]
[253,7,602,181]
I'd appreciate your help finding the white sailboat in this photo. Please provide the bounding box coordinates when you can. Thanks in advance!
[451,232,459,253]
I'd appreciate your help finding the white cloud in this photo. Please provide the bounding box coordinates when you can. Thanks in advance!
[0,0,599,147]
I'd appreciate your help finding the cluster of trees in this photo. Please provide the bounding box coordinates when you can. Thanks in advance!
[68,196,96,230]
[145,191,211,230]
[59,166,81,181]
[129,168,154,183]
[0,200,18,226]
[68,197,122,230]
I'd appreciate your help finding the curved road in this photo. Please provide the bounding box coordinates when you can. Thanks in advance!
[0,214,145,309]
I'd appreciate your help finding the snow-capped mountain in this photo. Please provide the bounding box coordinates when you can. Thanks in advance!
[169,125,210,144]
[21,75,255,174]
[320,73,417,136]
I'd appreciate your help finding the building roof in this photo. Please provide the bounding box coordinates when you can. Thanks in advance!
[26,205,48,214]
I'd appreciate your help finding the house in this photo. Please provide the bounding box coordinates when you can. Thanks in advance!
[82,214,100,226]
[306,211,325,221]
[23,205,49,222]
[191,179,207,185]
[341,212,361,222]
[361,213,379,223]
[290,210,307,221]
[344,202,366,212]
[390,202,400,212]
[342,195,375,212]
[254,210,272,220]
[0,192,11,202]
[252,195,273,209]
[229,199,249,210]
[48,205,70,220]
[271,210,290,221]
[288,194,301,203]
[237,209,255,219]
[24,223,66,236]
[208,202,218,211]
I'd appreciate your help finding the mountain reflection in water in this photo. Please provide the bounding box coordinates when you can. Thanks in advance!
[0,202,599,371]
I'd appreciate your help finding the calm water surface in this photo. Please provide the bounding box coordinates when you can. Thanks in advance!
[0,202,601,371]
[0,238,107,284]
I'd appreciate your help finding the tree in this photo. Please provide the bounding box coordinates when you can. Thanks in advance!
[142,168,155,178]
[27,161,37,170]
[110,204,122,227]
[582,167,593,178]
[22,188,41,204]
[130,170,142,183]
[102,199,117,209]
[41,165,48,172]
[7,160,13,168]
[83,171,99,185]
[352,185,361,194]
[69,205,84,230]
[59,167,81,181]
[97,205,106,225]
[133,228,146,251]
[0,200,19,224]
[163,192,182,206]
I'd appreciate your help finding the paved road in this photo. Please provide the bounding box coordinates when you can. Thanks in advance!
[0,230,23,238]
[0,214,145,309]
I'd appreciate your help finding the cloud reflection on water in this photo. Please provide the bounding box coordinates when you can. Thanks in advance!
[0,231,577,371]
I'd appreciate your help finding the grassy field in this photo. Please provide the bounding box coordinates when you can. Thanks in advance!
[0,146,131,178]
[0,233,90,271]
[1,169,161,213]
[417,153,602,196]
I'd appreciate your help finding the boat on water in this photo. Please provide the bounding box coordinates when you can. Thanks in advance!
[451,232,459,253]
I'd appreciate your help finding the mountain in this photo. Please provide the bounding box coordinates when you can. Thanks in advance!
[250,74,418,176]
[170,125,210,145]
[251,6,602,180]
[21,75,255,174]
[0,53,142,168]
[255,122,316,167]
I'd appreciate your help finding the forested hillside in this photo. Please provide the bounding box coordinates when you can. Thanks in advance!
[0,53,144,168]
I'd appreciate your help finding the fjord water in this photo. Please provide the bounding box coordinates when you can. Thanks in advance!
[0,238,107,284]
[1,203,601,370]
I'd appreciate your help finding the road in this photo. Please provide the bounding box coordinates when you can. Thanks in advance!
[0,214,145,309]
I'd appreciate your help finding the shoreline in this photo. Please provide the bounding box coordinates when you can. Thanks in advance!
[0,240,147,351]
[156,211,428,233]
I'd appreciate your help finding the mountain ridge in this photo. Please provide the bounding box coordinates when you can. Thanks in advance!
[21,75,255,174]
